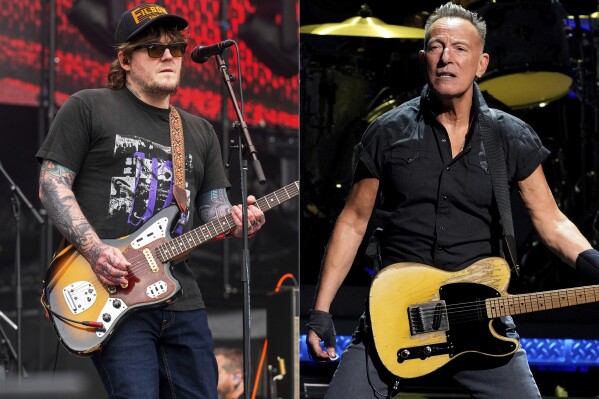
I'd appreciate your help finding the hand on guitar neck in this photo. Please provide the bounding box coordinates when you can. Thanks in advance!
[229,195,265,238]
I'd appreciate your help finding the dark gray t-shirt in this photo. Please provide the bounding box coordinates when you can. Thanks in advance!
[36,87,230,310]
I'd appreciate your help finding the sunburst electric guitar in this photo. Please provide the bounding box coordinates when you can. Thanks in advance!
[369,257,599,378]
[42,181,299,355]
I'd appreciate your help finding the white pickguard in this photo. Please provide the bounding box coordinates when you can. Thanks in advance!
[130,217,168,249]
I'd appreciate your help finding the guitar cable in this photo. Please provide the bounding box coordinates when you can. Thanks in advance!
[40,291,105,329]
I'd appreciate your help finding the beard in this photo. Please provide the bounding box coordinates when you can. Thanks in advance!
[128,68,181,97]
[134,76,178,96]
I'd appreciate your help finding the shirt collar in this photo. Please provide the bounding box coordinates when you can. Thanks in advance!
[419,82,490,119]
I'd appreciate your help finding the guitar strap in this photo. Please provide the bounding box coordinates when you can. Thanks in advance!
[478,108,520,276]
[169,106,187,213]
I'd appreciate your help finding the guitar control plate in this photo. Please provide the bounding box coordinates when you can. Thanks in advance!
[396,342,455,363]
[63,281,97,315]
[96,298,128,337]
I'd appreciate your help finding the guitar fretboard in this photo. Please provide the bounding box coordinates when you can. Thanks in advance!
[155,181,299,262]
[486,285,599,318]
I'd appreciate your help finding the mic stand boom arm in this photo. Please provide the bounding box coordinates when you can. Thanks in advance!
[214,53,266,184]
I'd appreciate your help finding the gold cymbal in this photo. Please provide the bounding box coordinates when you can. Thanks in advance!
[300,16,425,39]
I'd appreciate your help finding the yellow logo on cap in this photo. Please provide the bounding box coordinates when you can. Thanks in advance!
[131,4,168,25]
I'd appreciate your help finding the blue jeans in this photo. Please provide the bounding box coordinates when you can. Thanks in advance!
[91,308,218,399]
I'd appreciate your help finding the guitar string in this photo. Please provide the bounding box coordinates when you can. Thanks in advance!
[66,191,299,296]
[63,219,236,298]
[414,288,599,317]
[55,185,300,310]
[415,297,598,319]
[410,291,599,325]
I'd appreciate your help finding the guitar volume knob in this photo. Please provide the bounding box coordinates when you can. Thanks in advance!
[102,313,112,322]
[400,349,410,359]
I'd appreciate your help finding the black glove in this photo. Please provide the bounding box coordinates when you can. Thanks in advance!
[576,249,599,282]
[306,309,336,348]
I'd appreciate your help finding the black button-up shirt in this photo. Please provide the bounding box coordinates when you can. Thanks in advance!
[355,84,550,271]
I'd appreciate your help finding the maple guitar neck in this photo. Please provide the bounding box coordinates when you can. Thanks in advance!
[487,284,599,318]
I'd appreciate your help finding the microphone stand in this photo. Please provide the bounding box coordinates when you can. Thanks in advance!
[0,161,44,383]
[0,311,19,381]
[214,52,266,399]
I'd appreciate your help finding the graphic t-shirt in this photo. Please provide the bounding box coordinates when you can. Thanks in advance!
[36,87,230,310]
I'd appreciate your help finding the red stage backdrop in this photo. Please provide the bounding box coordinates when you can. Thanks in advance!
[0,0,298,129]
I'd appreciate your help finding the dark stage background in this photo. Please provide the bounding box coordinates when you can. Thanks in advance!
[300,0,599,397]
[0,0,298,397]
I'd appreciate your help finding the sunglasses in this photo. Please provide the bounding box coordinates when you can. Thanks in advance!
[134,42,187,58]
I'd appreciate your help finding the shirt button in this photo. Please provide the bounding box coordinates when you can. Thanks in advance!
[437,246,444,251]
[446,166,450,171]
[440,226,445,231]
[441,138,447,143]
[442,195,448,200]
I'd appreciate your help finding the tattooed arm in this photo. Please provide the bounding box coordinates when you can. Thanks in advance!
[39,159,129,285]
[196,188,266,238]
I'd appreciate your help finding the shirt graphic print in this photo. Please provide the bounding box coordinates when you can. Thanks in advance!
[109,134,190,234]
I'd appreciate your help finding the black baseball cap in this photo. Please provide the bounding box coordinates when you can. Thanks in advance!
[115,3,188,44]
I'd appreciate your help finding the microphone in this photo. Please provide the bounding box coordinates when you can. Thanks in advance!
[191,39,235,64]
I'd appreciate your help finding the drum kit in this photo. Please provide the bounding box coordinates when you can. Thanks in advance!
[300,0,599,240]
[300,1,597,118]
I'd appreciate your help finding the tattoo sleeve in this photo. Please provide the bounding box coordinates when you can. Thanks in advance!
[39,159,103,262]
[196,188,233,224]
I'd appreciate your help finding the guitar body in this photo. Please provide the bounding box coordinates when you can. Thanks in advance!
[42,181,300,356]
[43,206,181,355]
[369,257,519,378]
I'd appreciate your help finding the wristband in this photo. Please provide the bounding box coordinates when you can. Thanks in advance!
[306,309,336,348]
[576,249,599,282]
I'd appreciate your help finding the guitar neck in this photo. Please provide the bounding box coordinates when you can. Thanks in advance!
[156,181,299,262]
[487,285,599,318]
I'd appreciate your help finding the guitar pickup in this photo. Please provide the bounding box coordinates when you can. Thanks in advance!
[143,248,159,272]
[408,300,449,335]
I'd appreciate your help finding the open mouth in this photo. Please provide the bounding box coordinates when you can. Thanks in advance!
[437,72,456,78]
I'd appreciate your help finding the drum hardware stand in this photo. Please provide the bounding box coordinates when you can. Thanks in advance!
[0,162,44,383]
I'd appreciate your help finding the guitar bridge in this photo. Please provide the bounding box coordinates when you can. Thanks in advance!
[408,300,449,335]
[63,281,97,315]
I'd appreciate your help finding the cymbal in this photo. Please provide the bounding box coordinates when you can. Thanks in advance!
[300,16,425,39]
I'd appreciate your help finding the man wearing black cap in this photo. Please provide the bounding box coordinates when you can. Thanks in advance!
[37,3,265,397]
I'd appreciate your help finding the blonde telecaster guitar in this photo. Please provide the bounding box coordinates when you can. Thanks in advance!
[42,181,299,355]
[369,257,599,378]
